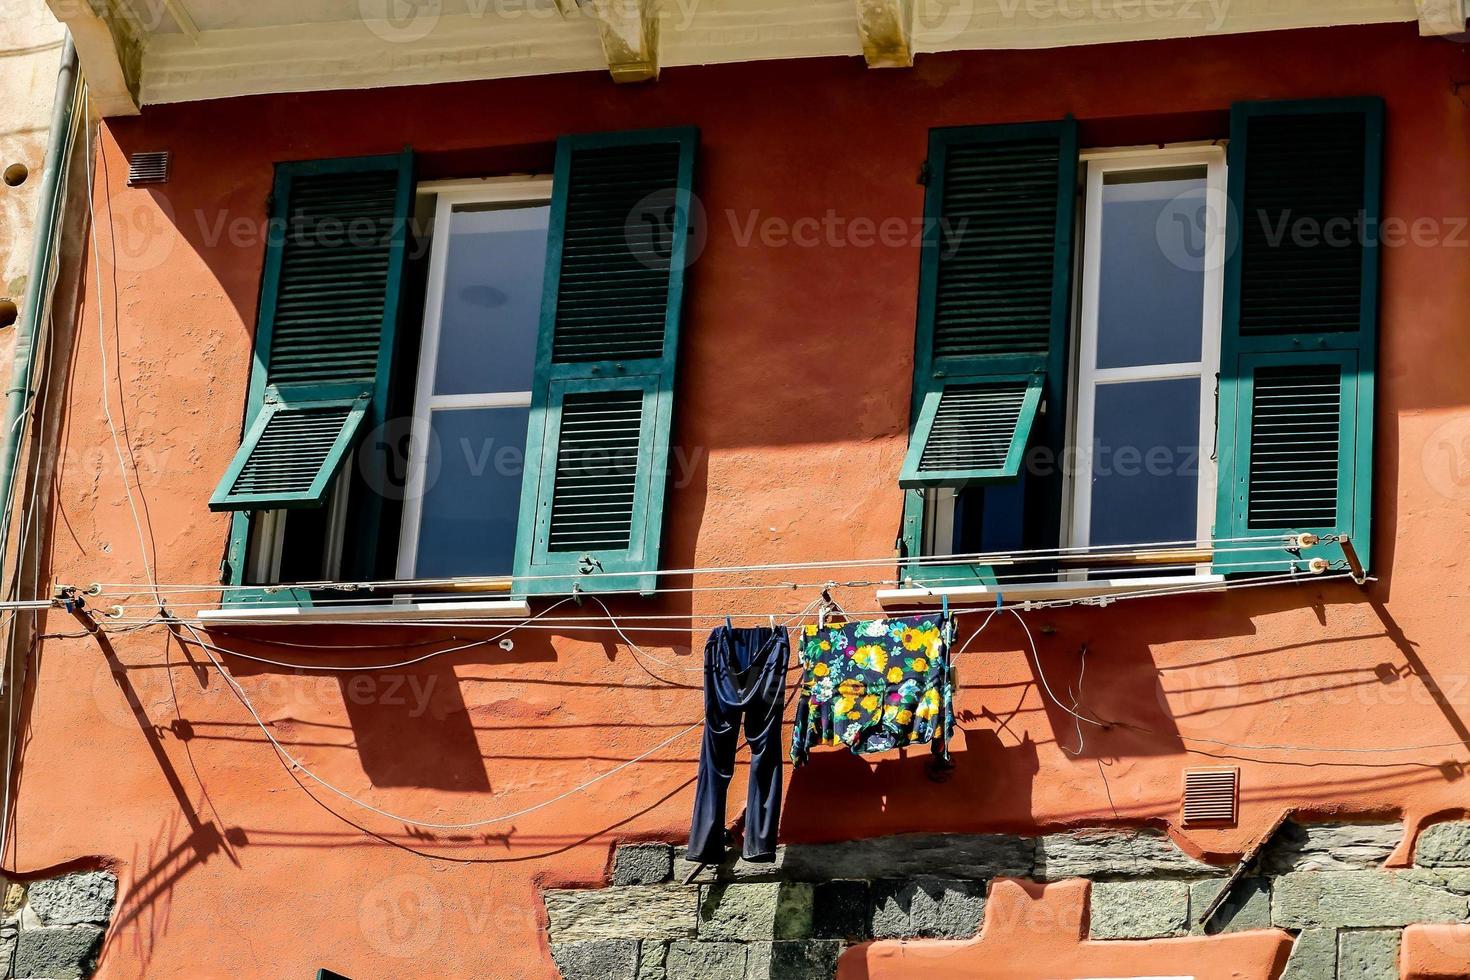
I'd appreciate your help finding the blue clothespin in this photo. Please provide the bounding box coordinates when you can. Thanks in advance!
[941,593,948,618]
[995,592,1004,610]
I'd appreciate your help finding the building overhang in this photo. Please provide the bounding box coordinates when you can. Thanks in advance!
[47,0,1449,117]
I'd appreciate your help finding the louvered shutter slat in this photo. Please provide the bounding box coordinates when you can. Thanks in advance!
[515,129,697,596]
[1214,100,1381,574]
[900,122,1076,504]
[212,154,412,516]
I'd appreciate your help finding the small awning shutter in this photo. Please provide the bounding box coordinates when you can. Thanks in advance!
[210,385,370,511]
[899,374,1043,488]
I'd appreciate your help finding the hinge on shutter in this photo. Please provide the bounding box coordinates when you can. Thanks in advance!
[917,160,931,186]
[1210,373,1220,460]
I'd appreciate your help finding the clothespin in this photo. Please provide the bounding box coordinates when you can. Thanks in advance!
[769,614,777,629]
[995,592,1004,610]
[725,616,733,631]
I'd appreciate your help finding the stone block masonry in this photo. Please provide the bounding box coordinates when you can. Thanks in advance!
[0,869,117,980]
[544,820,1470,979]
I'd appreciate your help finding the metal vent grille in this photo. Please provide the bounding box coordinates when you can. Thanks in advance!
[127,151,171,186]
[1238,112,1366,337]
[547,389,644,552]
[1183,768,1239,826]
[1247,364,1342,530]
[551,142,681,364]
[933,138,1062,360]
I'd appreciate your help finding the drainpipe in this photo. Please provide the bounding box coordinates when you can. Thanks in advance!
[0,35,79,564]
[0,33,80,862]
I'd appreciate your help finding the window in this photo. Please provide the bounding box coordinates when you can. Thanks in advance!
[397,181,551,580]
[1066,148,1224,561]
[213,129,699,607]
[901,100,1382,593]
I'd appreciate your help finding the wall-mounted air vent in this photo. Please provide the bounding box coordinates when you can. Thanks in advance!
[127,151,170,186]
[1183,767,1239,826]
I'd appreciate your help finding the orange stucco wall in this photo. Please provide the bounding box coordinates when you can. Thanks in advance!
[11,21,1470,979]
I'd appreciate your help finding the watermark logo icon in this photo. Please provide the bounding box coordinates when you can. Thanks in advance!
[1154,651,1242,722]
[359,416,437,503]
[625,189,707,271]
[1423,415,1470,502]
[1155,184,1232,274]
[359,0,444,42]
[359,874,444,958]
[913,0,976,44]
[106,192,179,275]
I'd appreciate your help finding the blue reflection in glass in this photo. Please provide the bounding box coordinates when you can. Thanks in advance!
[434,204,549,396]
[1089,379,1200,547]
[415,406,530,577]
[1096,169,1206,370]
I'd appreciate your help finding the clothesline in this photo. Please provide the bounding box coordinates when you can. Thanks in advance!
[86,553,1329,612]
[140,572,1418,838]
[83,554,1342,618]
[68,572,1356,663]
[79,572,1357,633]
[77,532,1335,596]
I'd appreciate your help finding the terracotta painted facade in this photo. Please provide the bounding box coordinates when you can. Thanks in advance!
[9,20,1470,979]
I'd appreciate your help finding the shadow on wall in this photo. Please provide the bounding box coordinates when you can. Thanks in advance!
[835,878,1293,980]
[783,579,1470,840]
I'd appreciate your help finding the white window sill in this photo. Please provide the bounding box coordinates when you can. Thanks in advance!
[876,575,1225,607]
[197,599,532,624]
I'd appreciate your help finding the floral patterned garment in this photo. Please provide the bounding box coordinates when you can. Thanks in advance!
[790,614,954,766]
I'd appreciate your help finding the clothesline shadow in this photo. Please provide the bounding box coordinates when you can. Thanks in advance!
[945,579,1448,764]
[207,625,563,793]
[781,727,1040,842]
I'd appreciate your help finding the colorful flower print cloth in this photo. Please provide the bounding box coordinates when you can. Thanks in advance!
[790,614,954,766]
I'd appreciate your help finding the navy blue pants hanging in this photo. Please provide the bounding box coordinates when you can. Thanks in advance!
[686,624,789,864]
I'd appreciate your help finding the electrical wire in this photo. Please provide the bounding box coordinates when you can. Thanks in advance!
[84,87,161,613]
[0,73,85,864]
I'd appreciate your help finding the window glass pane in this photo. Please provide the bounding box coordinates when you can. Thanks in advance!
[434,203,549,396]
[954,480,1025,555]
[415,406,530,577]
[1096,167,1206,369]
[1089,378,1200,547]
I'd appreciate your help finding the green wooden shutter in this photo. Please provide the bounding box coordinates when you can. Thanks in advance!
[218,152,415,583]
[900,120,1078,583]
[1214,100,1382,574]
[514,128,697,596]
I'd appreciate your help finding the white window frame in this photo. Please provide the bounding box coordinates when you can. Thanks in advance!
[395,176,553,581]
[1064,144,1226,567]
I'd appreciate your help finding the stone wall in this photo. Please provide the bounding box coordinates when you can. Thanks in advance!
[543,821,1470,980]
[0,870,116,980]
